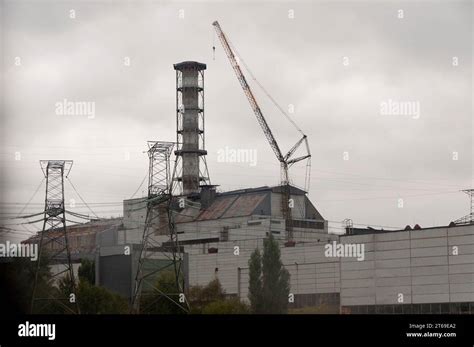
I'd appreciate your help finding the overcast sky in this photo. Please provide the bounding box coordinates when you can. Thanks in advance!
[1,0,472,241]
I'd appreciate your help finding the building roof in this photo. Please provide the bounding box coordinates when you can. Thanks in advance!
[343,222,474,236]
[195,193,267,221]
[23,218,122,242]
[195,195,238,221]
[219,184,307,197]
[175,184,321,223]
[121,185,323,224]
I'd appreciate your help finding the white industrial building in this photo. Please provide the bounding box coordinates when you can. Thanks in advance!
[176,221,474,313]
[95,60,474,313]
[95,182,474,314]
[340,224,474,313]
[177,219,474,313]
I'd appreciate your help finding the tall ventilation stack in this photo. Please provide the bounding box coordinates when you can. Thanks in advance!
[174,61,210,195]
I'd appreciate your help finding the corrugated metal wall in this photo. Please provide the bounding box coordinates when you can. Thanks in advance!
[340,225,474,306]
[187,225,474,308]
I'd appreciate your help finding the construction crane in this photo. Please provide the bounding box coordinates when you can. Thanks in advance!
[212,20,311,243]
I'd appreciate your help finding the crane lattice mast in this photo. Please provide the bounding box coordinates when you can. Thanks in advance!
[212,20,311,242]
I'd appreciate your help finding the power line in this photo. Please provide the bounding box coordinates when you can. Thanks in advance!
[0,211,44,220]
[15,177,45,217]
[129,173,148,199]
[318,190,460,203]
[66,177,100,220]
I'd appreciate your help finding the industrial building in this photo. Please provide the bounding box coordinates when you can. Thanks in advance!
[119,184,327,243]
[24,199,474,314]
[95,58,474,313]
[339,224,474,314]
[95,200,474,313]
[23,54,474,314]
[93,57,333,305]
[176,222,474,313]
[25,217,120,258]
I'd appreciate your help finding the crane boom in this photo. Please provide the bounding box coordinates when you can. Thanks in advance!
[212,21,284,163]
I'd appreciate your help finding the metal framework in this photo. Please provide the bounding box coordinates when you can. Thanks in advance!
[174,62,211,196]
[454,189,474,225]
[212,21,311,242]
[342,218,354,235]
[30,160,79,314]
[131,141,189,313]
[148,141,174,197]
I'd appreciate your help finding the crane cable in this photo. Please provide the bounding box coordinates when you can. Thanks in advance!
[225,36,305,136]
[227,37,312,197]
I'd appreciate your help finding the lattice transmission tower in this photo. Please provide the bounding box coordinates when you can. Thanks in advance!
[30,160,79,314]
[131,141,189,313]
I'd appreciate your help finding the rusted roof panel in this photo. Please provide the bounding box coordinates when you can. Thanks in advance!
[221,193,267,219]
[196,195,238,221]
[175,207,201,223]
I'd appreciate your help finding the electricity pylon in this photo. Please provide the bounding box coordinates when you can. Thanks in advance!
[30,160,79,314]
[131,142,189,313]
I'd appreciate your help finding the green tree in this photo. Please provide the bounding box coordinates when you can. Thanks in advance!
[202,297,249,314]
[139,270,186,314]
[78,258,95,284]
[56,273,128,314]
[2,253,127,315]
[54,273,79,314]
[248,248,263,313]
[1,257,54,315]
[188,278,248,314]
[188,278,226,313]
[248,233,290,314]
[77,281,128,314]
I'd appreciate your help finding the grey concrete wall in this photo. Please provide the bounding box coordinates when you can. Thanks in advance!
[187,239,340,303]
[186,224,473,307]
[340,225,474,306]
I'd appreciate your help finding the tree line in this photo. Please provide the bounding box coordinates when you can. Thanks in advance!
[1,233,290,314]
